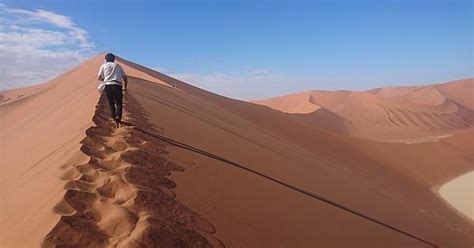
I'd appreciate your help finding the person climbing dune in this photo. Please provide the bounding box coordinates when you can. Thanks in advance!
[98,53,128,128]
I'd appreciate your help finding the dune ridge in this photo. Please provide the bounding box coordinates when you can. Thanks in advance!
[43,93,223,247]
[2,54,473,247]
[255,79,474,141]
[0,55,104,247]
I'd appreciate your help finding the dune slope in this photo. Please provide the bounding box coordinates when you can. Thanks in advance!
[122,70,473,247]
[0,55,103,247]
[1,55,473,247]
[255,79,474,141]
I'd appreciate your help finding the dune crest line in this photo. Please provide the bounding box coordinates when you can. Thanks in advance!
[42,92,224,247]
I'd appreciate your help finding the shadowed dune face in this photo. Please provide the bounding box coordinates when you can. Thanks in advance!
[126,75,474,247]
[255,79,474,141]
[1,55,474,247]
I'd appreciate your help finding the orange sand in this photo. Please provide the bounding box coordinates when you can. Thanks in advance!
[1,55,473,247]
[255,79,474,141]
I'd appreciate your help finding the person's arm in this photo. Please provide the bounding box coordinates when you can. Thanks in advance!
[97,64,104,81]
[123,74,128,91]
[121,66,128,91]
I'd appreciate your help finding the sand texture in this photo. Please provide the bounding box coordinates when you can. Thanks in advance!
[439,171,474,221]
[255,79,474,141]
[1,54,473,247]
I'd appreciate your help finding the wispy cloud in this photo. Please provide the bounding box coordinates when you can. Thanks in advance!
[0,4,94,90]
[169,69,309,100]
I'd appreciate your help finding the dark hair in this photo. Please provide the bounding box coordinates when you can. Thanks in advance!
[105,53,115,62]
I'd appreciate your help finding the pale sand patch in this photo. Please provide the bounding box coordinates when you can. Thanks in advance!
[439,171,474,220]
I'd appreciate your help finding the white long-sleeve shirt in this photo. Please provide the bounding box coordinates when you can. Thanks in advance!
[98,62,126,85]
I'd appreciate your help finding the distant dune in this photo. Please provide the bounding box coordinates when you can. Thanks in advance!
[255,78,474,142]
[1,55,473,247]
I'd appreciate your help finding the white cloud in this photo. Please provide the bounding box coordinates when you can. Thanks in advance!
[0,4,94,90]
[169,69,308,100]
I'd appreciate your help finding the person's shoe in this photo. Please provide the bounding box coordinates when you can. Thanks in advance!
[115,121,120,128]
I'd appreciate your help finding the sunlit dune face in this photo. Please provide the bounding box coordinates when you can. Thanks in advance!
[254,79,474,142]
[439,171,474,221]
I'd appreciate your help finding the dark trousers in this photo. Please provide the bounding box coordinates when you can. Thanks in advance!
[104,84,123,122]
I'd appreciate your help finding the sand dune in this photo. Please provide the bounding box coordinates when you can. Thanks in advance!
[0,55,103,247]
[43,94,222,247]
[255,79,474,141]
[1,55,474,247]
[252,91,322,114]
[435,79,474,110]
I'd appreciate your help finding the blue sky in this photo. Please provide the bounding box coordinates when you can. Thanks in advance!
[0,0,472,100]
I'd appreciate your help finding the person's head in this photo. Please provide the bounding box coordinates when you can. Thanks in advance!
[105,53,115,62]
